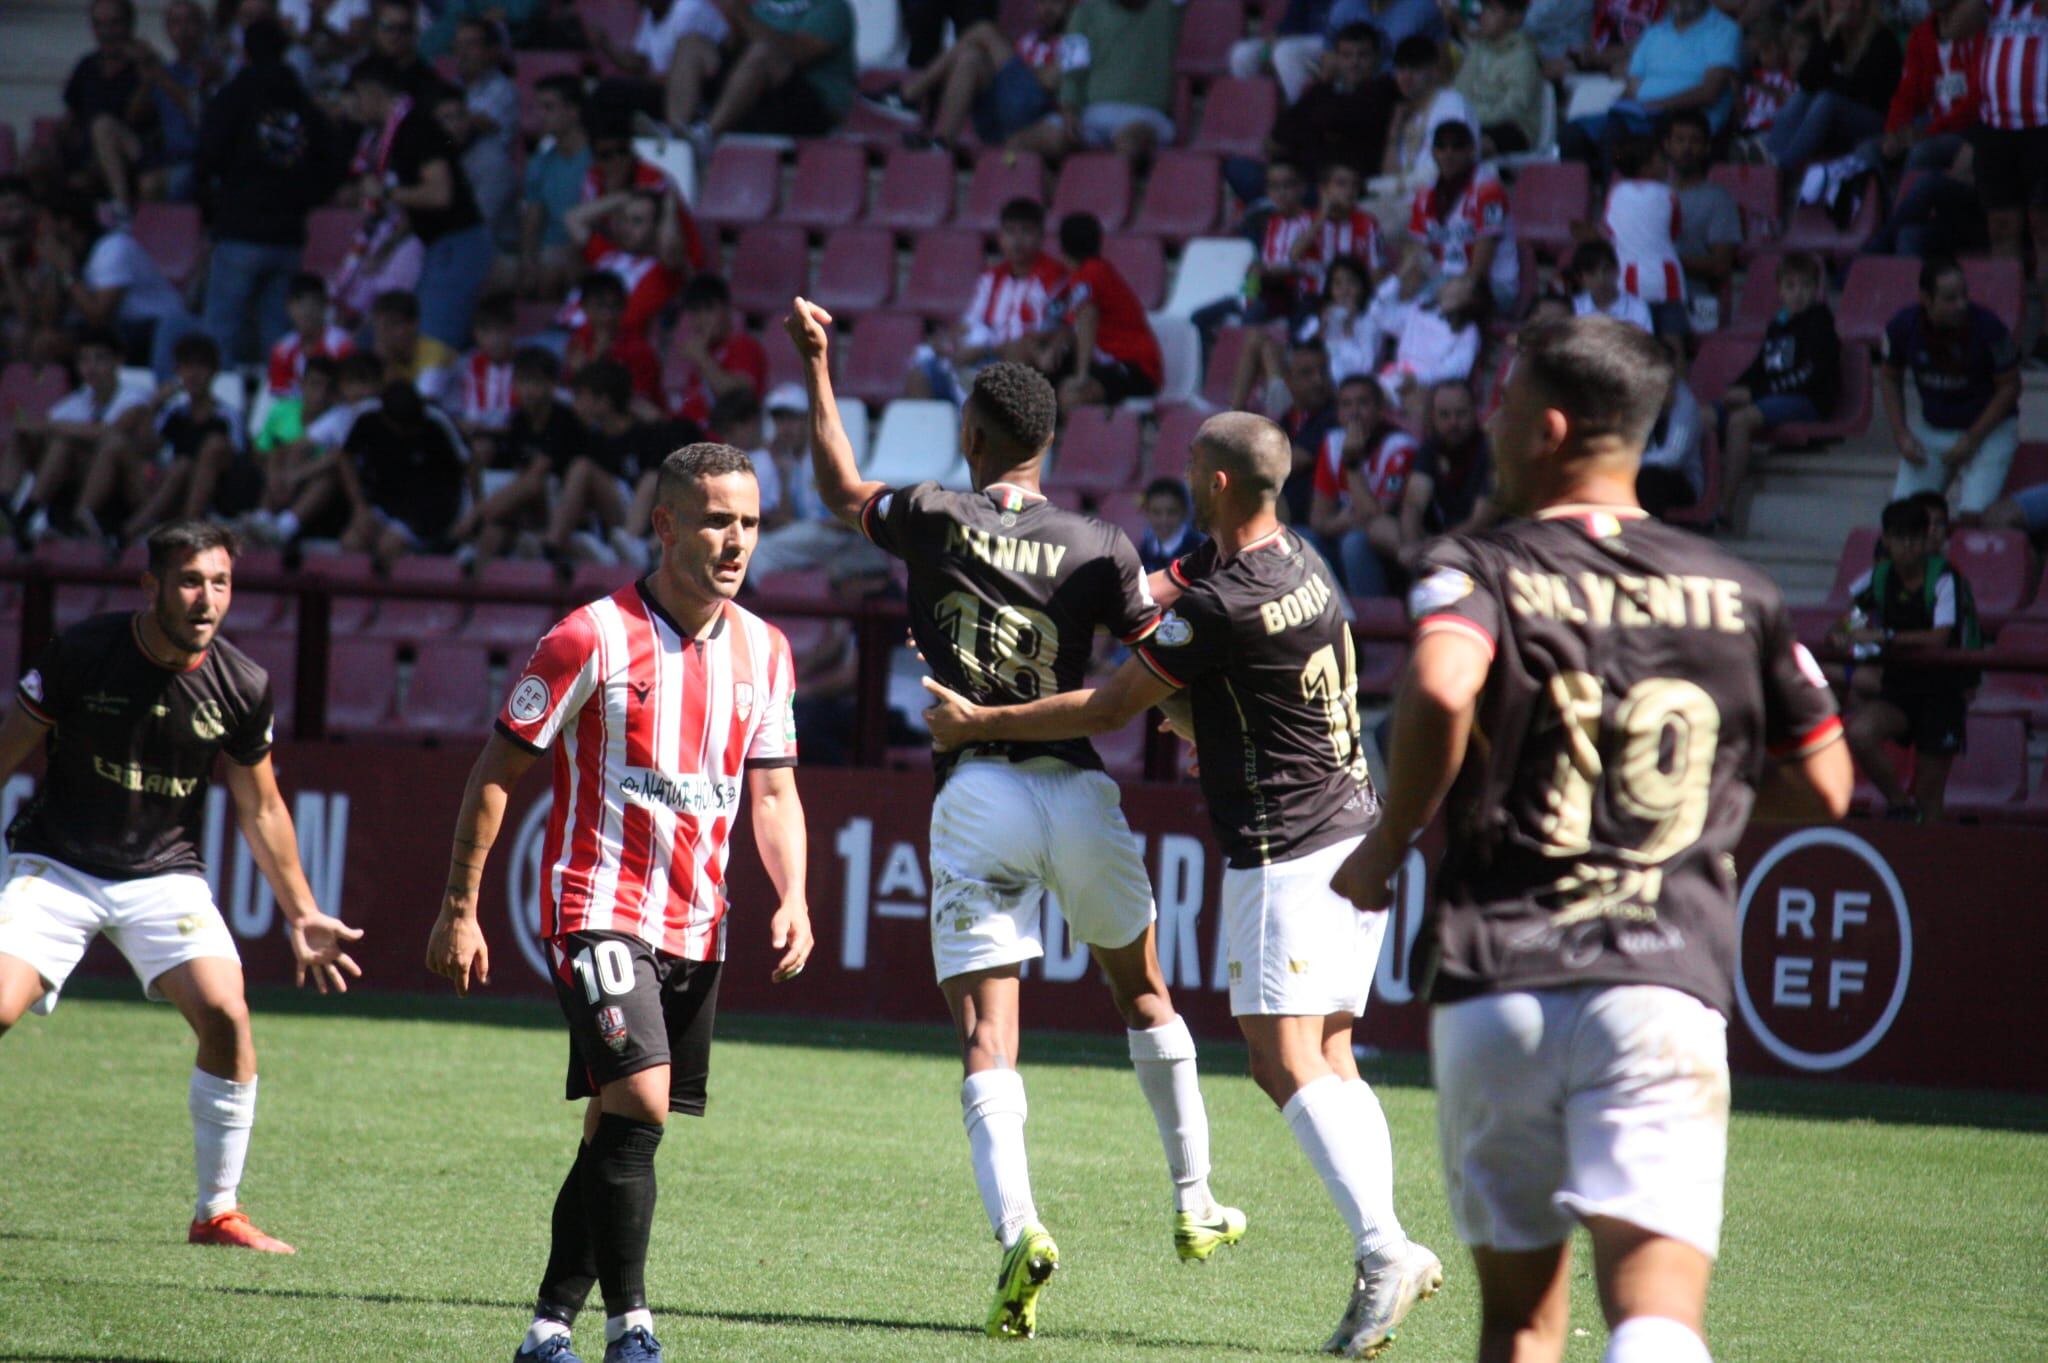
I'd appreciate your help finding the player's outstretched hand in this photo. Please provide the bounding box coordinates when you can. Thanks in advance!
[289,910,365,994]
[783,297,833,362]
[920,676,976,752]
[769,899,814,983]
[1329,840,1393,914]
[425,906,490,996]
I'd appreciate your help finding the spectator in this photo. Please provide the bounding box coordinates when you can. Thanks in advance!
[1868,0,1983,178]
[2,329,152,545]
[709,388,781,520]
[1715,252,1841,526]
[545,359,696,566]
[1637,372,1706,519]
[348,55,492,348]
[420,0,556,57]
[366,0,454,100]
[904,0,1001,69]
[450,345,589,560]
[909,197,1066,404]
[1557,0,1741,168]
[1136,476,1205,574]
[1383,36,1477,190]
[787,556,904,765]
[1454,0,1544,158]
[748,390,891,578]
[278,0,370,46]
[441,18,521,248]
[1880,254,2021,515]
[91,0,221,213]
[52,198,204,380]
[1404,120,1517,313]
[1399,378,1495,549]
[94,330,249,543]
[1523,0,1592,74]
[1365,278,1483,422]
[749,383,814,534]
[58,0,148,205]
[1761,0,1902,175]
[517,75,593,300]
[455,290,519,449]
[561,271,667,414]
[1603,136,1687,321]
[1664,110,1741,332]
[339,379,471,561]
[266,272,355,397]
[1582,0,1682,74]
[1238,23,1396,207]
[1309,372,1417,594]
[889,0,1067,149]
[1230,255,1375,409]
[1567,240,1654,332]
[1973,0,2048,285]
[196,16,342,366]
[1228,0,1341,103]
[682,0,859,143]
[1269,339,1339,521]
[1014,0,1182,166]
[580,118,707,275]
[368,288,459,406]
[252,350,338,516]
[1864,140,1991,257]
[1193,157,1319,342]
[1037,211,1162,411]
[1328,0,1445,73]
[589,0,732,135]
[670,273,769,426]
[1736,19,1802,146]
[562,188,686,343]
[1837,496,1982,821]
[250,351,387,548]
[1303,161,1387,281]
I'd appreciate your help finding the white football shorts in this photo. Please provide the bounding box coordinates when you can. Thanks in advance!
[1432,984,1731,1259]
[1220,833,1387,1017]
[0,854,238,1016]
[928,756,1156,983]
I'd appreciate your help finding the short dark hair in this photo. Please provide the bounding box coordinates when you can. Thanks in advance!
[1881,497,1933,537]
[1919,252,1965,296]
[347,54,403,91]
[656,442,758,506]
[1195,412,1293,503]
[1143,476,1189,508]
[1662,108,1711,141]
[456,14,502,45]
[998,196,1045,228]
[287,271,328,304]
[1322,254,1369,296]
[512,345,560,381]
[337,352,386,388]
[302,354,341,385]
[578,270,628,306]
[1320,159,1363,184]
[680,273,731,311]
[1612,134,1658,179]
[1393,35,1438,69]
[1058,211,1103,261]
[473,290,517,330]
[1570,239,1619,277]
[572,359,634,413]
[970,362,1059,455]
[1514,317,1676,446]
[147,519,238,579]
[1432,119,1476,151]
[1776,251,1824,288]
[1331,20,1381,51]
[710,386,762,436]
[371,289,419,322]
[1907,490,1949,521]
[75,326,123,357]
[244,14,289,63]
[535,73,586,107]
[171,332,220,369]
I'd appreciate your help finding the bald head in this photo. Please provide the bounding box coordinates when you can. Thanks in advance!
[1194,412,1292,504]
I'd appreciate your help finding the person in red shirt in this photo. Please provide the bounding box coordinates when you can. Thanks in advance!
[563,272,667,417]
[1874,0,1984,173]
[267,274,356,398]
[1299,162,1387,283]
[669,274,769,426]
[583,125,708,277]
[561,189,684,344]
[1308,372,1417,597]
[1035,211,1163,411]
[910,197,1069,403]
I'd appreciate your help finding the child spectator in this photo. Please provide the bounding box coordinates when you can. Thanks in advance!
[1310,372,1417,595]
[456,291,519,449]
[1303,162,1387,282]
[98,332,248,544]
[1880,254,2021,515]
[1737,20,1801,142]
[451,345,588,561]
[1454,0,1545,157]
[1038,212,1162,411]
[1136,476,1205,575]
[1405,120,1518,312]
[369,288,459,407]
[3,329,153,545]
[1567,241,1654,332]
[546,359,699,567]
[670,273,771,426]
[340,379,472,562]
[1192,158,1318,343]
[252,352,340,542]
[909,198,1067,404]
[562,271,666,416]
[267,273,356,398]
[1603,136,1686,320]
[1232,256,1376,410]
[1715,252,1840,525]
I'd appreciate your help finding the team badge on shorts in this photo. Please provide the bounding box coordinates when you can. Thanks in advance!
[734,682,755,722]
[597,1005,630,1053]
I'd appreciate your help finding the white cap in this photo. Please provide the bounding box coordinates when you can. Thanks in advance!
[765,382,807,414]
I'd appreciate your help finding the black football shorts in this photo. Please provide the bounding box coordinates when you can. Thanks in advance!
[550,930,721,1116]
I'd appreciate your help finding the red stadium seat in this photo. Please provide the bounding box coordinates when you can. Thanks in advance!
[229,548,291,632]
[1945,714,2028,818]
[1152,404,1207,478]
[695,142,782,231]
[871,149,955,230]
[2004,442,2048,501]
[229,631,297,732]
[1201,325,1260,409]
[959,149,1045,232]
[464,559,559,650]
[812,226,897,312]
[782,142,868,230]
[1778,192,1882,264]
[1708,163,1781,250]
[1175,0,1241,77]
[1973,622,2048,726]
[326,638,399,733]
[397,640,495,738]
[570,561,636,603]
[1822,526,1882,611]
[1721,251,1782,341]
[1963,257,2024,335]
[1834,256,1920,347]
[0,362,69,445]
[1050,152,1132,232]
[512,52,586,138]
[1687,334,1752,406]
[903,229,988,322]
[1092,489,1149,544]
[1509,161,1589,257]
[132,203,204,289]
[1769,344,1873,446]
[301,205,358,276]
[367,556,469,641]
[837,311,926,405]
[1130,150,1221,239]
[38,540,111,631]
[727,224,810,317]
[296,550,379,633]
[1103,234,1165,310]
[580,0,640,60]
[1188,76,1279,158]
[1053,407,1143,494]
[1944,527,2034,625]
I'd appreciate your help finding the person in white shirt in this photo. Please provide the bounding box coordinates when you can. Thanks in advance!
[589,0,733,133]
[2,330,154,544]
[1603,135,1688,325]
[1384,36,1478,190]
[1637,373,1705,518]
[1568,241,1656,333]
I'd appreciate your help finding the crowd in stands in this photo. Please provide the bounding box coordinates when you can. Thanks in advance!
[2,0,2048,800]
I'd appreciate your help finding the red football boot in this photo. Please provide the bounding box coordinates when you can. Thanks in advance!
[188,1208,296,1254]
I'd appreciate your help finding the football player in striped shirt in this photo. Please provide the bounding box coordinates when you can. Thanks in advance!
[427,443,815,1363]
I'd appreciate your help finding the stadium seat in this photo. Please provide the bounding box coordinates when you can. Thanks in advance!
[229,631,297,731]
[837,311,926,405]
[1821,526,1882,612]
[1835,256,1921,347]
[463,559,559,650]
[871,148,955,230]
[1149,313,1202,405]
[326,637,399,733]
[1973,622,2048,726]
[512,52,586,138]
[229,548,291,632]
[294,550,378,634]
[903,229,987,321]
[695,143,782,231]
[1159,236,1254,319]
[867,399,963,486]
[1686,334,1752,406]
[301,206,358,276]
[1720,251,1783,341]
[812,226,897,312]
[1091,489,1149,544]
[1778,192,1883,263]
[782,142,869,230]
[1200,325,1262,409]
[132,203,204,290]
[1945,714,2028,818]
[1129,151,1221,239]
[727,224,811,317]
[366,556,469,641]
[1053,406,1143,494]
[1188,76,1279,158]
[1152,404,1207,475]
[959,149,1045,231]
[1770,344,1873,446]
[1944,527,2034,625]
[1050,153,1132,232]
[1708,164,1782,249]
[581,0,640,60]
[1963,257,2023,335]
[0,362,68,445]
[570,562,636,604]
[397,641,495,739]
[1509,161,1589,257]
[38,540,111,630]
[1104,235,1166,311]
[1175,0,1240,76]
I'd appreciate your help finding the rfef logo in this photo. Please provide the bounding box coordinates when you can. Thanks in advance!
[1734,828,1913,1072]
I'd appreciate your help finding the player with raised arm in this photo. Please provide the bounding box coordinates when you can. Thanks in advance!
[424,444,815,1363]
[1329,317,1854,1363]
[0,519,363,1254]
[924,412,1442,1359]
[784,298,1241,1341]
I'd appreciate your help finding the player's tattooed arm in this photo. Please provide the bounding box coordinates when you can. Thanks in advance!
[784,297,890,528]
[921,652,1178,749]
[427,732,539,996]
[223,754,366,994]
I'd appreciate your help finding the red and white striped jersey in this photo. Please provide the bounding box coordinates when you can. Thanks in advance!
[1309,208,1388,278]
[1017,29,1060,70]
[556,236,684,341]
[1407,173,1517,299]
[1603,177,1685,304]
[1258,208,1316,273]
[958,253,1068,350]
[1982,0,2048,129]
[267,325,355,396]
[459,352,516,430]
[498,584,799,961]
[1590,0,1663,52]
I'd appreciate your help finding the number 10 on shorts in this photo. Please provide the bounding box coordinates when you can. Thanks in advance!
[571,939,634,1003]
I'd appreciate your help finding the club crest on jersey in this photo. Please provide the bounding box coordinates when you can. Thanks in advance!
[734,682,755,722]
[508,674,551,723]
[1409,568,1476,618]
[191,699,227,741]
[597,1005,630,1053]
[1154,612,1193,646]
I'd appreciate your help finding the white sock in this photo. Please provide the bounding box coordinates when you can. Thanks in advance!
[1127,1017,1215,1213]
[189,1068,257,1222]
[1605,1316,1711,1363]
[604,1308,654,1343]
[523,1319,571,1349]
[1281,1074,1404,1262]
[961,1068,1038,1249]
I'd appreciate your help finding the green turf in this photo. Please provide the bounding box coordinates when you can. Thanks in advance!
[1,985,2043,1363]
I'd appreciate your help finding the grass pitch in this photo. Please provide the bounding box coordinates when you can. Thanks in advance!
[0,985,2043,1363]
